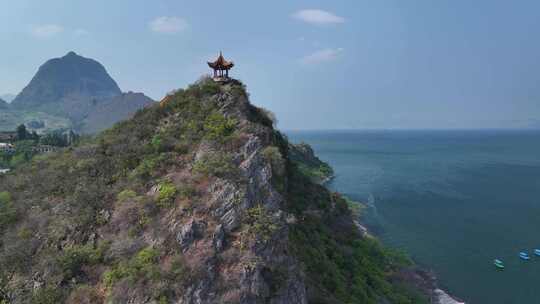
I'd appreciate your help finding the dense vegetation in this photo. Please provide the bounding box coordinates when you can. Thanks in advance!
[286,164,428,303]
[0,125,78,169]
[288,143,334,184]
[0,78,427,303]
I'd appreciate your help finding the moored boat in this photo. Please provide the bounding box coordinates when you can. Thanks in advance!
[534,249,540,256]
[519,252,530,260]
[494,259,505,269]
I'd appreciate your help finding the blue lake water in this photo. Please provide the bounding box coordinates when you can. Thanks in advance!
[287,130,540,304]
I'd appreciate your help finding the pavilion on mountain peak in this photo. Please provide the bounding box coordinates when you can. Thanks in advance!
[208,52,234,81]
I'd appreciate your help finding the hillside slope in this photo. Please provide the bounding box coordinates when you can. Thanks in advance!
[0,78,426,304]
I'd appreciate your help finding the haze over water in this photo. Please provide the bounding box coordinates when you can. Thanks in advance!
[288,129,540,304]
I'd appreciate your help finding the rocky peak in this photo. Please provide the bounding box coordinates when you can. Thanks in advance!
[12,51,121,109]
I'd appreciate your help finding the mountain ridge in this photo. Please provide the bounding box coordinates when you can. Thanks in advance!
[0,77,428,303]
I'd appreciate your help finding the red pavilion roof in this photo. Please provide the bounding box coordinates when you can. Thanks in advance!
[208,52,234,70]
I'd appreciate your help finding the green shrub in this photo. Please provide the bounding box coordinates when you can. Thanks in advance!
[230,83,247,98]
[0,191,16,231]
[203,111,237,141]
[199,79,221,95]
[193,152,237,178]
[341,195,365,218]
[103,265,127,287]
[131,154,166,180]
[151,134,176,153]
[0,192,10,204]
[151,135,163,152]
[58,244,104,279]
[67,285,101,303]
[168,255,187,280]
[158,296,169,304]
[245,205,278,242]
[177,184,197,199]
[157,182,177,208]
[31,286,64,304]
[262,146,285,176]
[103,247,161,287]
[256,107,277,127]
[262,146,286,193]
[117,189,137,202]
[134,247,159,266]
[17,227,33,239]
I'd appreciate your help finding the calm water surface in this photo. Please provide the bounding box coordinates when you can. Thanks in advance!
[287,130,540,304]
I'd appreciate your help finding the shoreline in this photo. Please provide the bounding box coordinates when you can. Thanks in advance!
[323,174,464,304]
[359,206,465,304]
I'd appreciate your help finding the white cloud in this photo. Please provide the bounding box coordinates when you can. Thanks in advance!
[73,29,90,37]
[30,24,64,38]
[149,16,188,34]
[300,48,344,65]
[292,9,345,25]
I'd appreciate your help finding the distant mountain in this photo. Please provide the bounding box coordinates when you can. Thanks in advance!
[9,51,154,133]
[80,92,154,133]
[0,98,8,109]
[12,51,121,110]
[0,94,15,103]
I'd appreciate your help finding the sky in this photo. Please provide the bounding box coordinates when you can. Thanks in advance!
[0,0,540,130]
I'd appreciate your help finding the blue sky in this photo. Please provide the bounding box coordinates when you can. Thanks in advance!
[1,0,540,130]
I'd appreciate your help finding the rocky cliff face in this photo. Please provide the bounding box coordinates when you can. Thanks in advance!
[0,78,427,304]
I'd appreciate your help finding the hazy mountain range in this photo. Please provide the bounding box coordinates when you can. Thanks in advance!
[2,52,154,133]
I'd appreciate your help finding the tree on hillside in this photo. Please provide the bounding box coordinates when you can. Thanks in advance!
[16,124,28,141]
